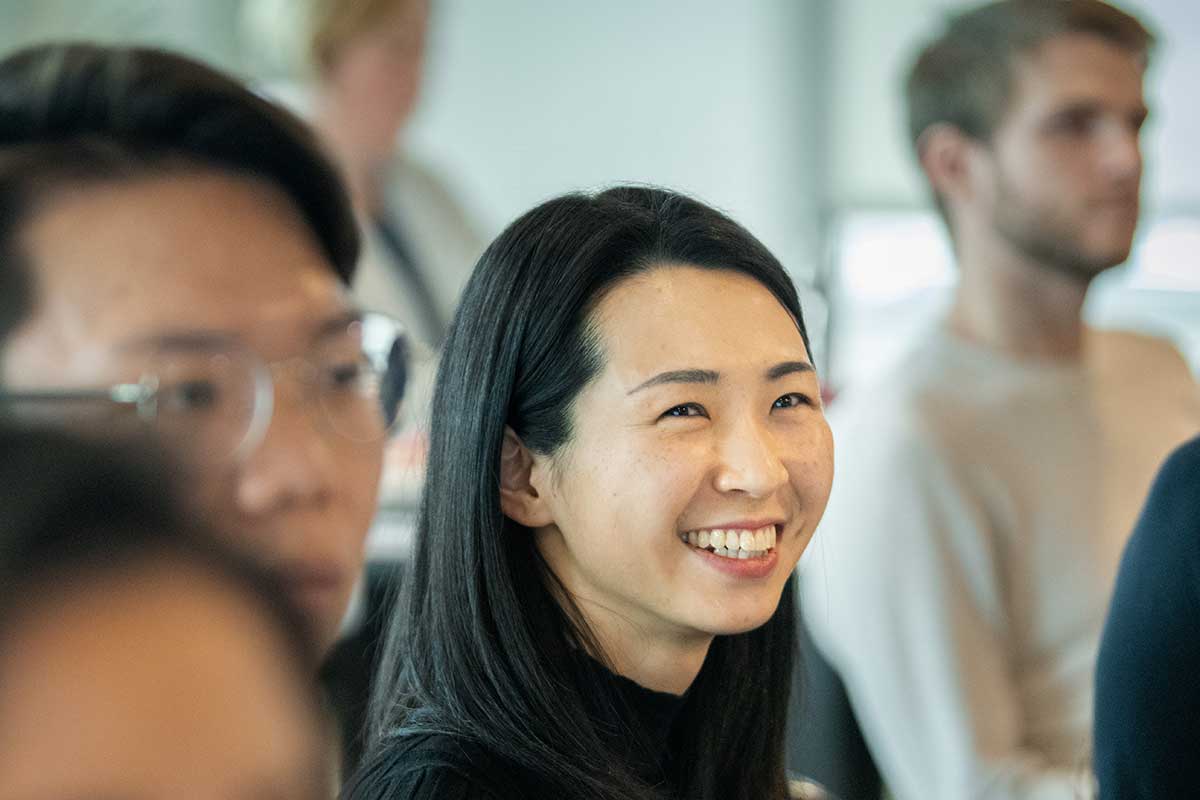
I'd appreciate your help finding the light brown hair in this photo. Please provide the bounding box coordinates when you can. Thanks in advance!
[309,0,422,70]
[907,0,1154,147]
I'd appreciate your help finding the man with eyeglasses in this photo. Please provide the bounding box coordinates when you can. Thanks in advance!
[0,43,407,773]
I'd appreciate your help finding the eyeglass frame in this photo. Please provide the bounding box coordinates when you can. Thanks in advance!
[0,310,409,465]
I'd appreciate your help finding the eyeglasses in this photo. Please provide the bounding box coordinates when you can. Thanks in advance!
[0,312,408,467]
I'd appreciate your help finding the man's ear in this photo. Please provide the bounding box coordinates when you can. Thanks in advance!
[498,426,554,528]
[917,122,977,208]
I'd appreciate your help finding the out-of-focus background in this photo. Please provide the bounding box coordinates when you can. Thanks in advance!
[2,0,1193,386]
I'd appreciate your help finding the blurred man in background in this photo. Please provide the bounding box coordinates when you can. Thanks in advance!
[0,42,404,775]
[800,2,1200,798]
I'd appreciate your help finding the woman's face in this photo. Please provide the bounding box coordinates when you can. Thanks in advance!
[531,265,834,647]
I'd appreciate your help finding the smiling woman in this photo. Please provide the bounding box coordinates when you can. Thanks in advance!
[347,186,834,800]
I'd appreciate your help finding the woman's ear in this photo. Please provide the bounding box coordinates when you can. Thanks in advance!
[498,427,554,528]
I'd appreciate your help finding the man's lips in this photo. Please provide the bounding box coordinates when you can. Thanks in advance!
[272,563,346,601]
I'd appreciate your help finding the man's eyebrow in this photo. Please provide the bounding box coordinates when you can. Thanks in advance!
[116,311,364,353]
[627,369,720,395]
[312,310,364,342]
[118,330,237,353]
[766,360,814,381]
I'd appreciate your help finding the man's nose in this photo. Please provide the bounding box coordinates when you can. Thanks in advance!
[234,386,336,515]
[1100,120,1142,182]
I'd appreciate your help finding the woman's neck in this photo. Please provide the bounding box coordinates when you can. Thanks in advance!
[570,595,712,696]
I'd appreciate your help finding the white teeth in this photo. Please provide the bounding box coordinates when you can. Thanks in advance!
[680,525,778,560]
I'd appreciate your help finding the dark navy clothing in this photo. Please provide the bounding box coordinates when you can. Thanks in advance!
[1095,435,1200,799]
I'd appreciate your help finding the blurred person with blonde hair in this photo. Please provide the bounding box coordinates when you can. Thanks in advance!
[244,0,484,352]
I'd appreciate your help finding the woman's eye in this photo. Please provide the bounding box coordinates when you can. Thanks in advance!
[661,402,707,419]
[772,392,812,411]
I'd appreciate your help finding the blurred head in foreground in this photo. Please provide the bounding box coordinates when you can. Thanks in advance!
[0,424,329,799]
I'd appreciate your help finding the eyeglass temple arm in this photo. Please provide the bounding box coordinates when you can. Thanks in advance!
[0,383,150,405]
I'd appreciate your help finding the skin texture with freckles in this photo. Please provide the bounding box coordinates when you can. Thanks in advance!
[529,266,834,695]
[1,172,384,652]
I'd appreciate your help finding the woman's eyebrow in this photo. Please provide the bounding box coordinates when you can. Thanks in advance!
[626,360,813,395]
[627,369,719,395]
[766,360,814,381]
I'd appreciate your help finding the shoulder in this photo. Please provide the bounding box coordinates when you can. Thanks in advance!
[1129,435,1200,548]
[1091,328,1194,377]
[343,732,513,800]
[829,326,990,459]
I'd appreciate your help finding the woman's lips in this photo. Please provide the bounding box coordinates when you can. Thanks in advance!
[687,543,779,579]
[678,521,783,579]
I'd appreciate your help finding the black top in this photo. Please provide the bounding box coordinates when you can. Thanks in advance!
[1094,435,1200,799]
[343,655,687,800]
[321,561,404,775]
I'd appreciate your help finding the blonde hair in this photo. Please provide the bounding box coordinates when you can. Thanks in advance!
[309,0,410,71]
[239,0,415,78]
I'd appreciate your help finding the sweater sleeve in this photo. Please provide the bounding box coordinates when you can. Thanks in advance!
[800,415,1085,800]
[1094,436,1200,799]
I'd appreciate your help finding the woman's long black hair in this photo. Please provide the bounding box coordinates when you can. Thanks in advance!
[361,186,810,800]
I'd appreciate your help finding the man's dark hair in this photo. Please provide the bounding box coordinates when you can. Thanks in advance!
[0,42,359,350]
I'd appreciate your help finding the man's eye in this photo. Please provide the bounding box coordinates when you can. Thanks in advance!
[326,361,366,389]
[772,392,812,410]
[157,380,220,413]
[1051,110,1097,136]
[661,402,707,419]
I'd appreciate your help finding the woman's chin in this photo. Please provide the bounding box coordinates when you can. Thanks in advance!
[696,602,783,638]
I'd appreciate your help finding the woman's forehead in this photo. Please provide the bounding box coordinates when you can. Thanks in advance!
[590,266,807,380]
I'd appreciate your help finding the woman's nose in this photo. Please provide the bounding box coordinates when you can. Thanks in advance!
[712,417,789,498]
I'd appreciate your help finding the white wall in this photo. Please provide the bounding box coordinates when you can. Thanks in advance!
[407,0,821,278]
[0,0,242,71]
